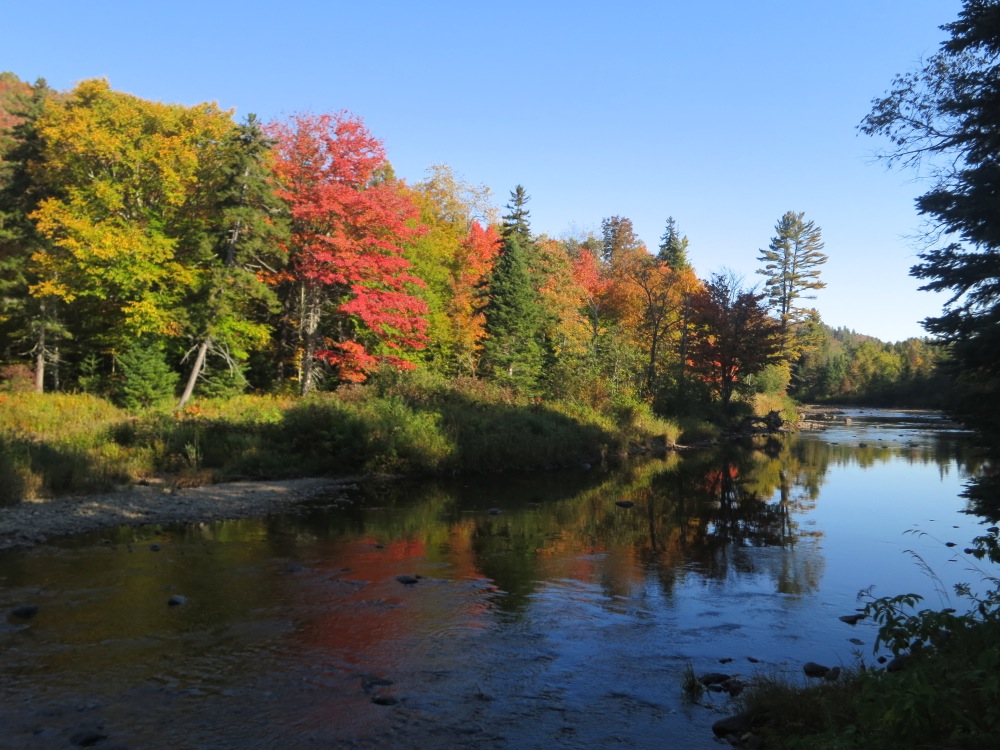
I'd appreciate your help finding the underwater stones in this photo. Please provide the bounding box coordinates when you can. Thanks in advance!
[10,604,39,619]
[803,661,831,678]
[839,614,865,625]
[395,574,420,585]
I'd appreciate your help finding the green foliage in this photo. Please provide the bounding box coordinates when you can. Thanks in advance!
[861,0,1000,436]
[480,235,544,393]
[114,338,179,410]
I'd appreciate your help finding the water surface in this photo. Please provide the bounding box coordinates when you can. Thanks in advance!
[0,409,987,748]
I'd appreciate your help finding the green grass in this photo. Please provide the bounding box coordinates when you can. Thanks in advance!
[0,376,681,502]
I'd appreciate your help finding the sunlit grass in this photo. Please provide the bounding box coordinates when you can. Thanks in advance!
[0,380,680,502]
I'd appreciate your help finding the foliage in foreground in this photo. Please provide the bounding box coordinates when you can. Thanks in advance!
[0,376,680,503]
[740,528,1000,748]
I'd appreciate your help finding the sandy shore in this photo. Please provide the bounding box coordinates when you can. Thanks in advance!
[0,476,355,551]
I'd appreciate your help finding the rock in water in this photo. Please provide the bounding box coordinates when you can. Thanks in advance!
[10,604,39,619]
[803,661,831,678]
[395,575,419,585]
[167,595,188,607]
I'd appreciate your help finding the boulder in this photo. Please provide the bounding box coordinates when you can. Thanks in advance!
[803,661,831,678]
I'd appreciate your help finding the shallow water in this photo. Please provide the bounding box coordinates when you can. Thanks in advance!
[0,409,987,749]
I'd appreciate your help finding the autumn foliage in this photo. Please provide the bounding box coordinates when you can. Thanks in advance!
[268,112,428,387]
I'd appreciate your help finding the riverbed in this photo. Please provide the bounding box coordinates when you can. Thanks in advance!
[0,409,987,748]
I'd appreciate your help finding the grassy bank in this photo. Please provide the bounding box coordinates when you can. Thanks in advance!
[731,528,1000,749]
[0,375,681,503]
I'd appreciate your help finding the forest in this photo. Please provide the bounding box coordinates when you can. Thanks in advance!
[0,72,945,428]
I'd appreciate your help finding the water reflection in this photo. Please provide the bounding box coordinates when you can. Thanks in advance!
[0,413,984,749]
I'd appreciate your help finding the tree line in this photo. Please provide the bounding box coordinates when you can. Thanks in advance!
[0,73,942,417]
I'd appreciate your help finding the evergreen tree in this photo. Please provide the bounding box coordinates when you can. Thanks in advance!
[114,338,180,410]
[0,76,63,391]
[480,235,543,392]
[600,215,642,265]
[501,185,532,246]
[176,113,288,407]
[861,0,1000,438]
[756,211,827,351]
[657,216,691,271]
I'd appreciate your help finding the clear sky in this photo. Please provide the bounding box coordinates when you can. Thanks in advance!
[4,1,964,342]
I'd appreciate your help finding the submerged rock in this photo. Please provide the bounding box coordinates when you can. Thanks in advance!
[167,595,188,607]
[10,604,39,619]
[803,661,831,678]
[839,613,864,625]
[395,574,420,585]
[699,672,731,685]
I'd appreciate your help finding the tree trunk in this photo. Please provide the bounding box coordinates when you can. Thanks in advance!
[177,339,210,409]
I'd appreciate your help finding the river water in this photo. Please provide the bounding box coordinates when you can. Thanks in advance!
[0,409,988,749]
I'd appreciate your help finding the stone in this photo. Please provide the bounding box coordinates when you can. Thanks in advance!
[615,500,634,508]
[711,711,756,738]
[395,575,420,585]
[803,661,830,678]
[167,595,187,607]
[10,604,39,619]
[839,613,864,624]
[699,672,731,685]
[70,728,108,747]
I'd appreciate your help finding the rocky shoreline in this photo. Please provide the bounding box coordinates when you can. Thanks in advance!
[0,476,355,551]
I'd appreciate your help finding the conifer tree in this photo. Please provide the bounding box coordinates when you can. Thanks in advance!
[480,235,543,392]
[176,114,288,407]
[656,216,691,271]
[0,76,62,391]
[756,211,827,351]
[861,0,1000,440]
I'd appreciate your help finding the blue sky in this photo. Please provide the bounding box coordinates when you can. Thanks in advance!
[5,1,963,342]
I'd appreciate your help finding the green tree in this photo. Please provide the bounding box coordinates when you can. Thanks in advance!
[501,184,532,246]
[657,216,690,271]
[176,114,287,408]
[114,337,180,410]
[861,0,1000,437]
[756,211,827,353]
[480,235,543,392]
[0,75,63,391]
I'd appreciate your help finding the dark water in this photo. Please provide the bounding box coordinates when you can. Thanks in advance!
[0,409,987,749]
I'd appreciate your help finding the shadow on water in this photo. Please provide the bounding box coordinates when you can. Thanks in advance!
[0,412,985,749]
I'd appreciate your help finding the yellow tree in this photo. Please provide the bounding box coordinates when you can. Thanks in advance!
[605,245,695,397]
[30,79,235,353]
[406,164,499,376]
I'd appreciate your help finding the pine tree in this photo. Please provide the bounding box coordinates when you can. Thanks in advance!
[501,185,532,246]
[861,0,1000,440]
[756,211,827,347]
[480,235,543,392]
[0,76,62,391]
[600,215,642,265]
[656,216,690,271]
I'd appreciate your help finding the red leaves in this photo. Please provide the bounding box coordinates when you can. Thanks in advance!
[269,112,429,382]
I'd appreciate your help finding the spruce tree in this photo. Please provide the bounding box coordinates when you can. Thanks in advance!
[656,216,690,271]
[480,235,543,393]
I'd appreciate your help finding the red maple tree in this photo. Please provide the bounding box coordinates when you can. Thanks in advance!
[268,112,428,388]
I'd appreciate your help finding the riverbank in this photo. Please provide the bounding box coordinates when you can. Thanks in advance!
[0,476,355,551]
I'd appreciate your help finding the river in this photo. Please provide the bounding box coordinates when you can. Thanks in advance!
[0,408,987,749]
